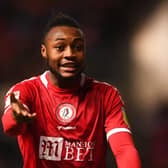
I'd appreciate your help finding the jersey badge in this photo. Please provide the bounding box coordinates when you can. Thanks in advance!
[56,103,76,123]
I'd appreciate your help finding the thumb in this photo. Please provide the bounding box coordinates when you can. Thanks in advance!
[10,92,18,103]
[10,92,24,109]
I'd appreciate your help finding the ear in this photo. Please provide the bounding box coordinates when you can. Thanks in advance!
[41,44,47,58]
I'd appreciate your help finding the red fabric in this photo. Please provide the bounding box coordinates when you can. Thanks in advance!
[2,71,139,168]
[2,109,26,136]
[109,132,141,168]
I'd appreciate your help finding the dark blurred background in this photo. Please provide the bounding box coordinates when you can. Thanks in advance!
[1,0,168,167]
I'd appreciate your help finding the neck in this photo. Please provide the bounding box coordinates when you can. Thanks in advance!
[48,71,81,89]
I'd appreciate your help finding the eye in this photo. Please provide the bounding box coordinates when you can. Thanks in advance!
[55,45,65,52]
[74,44,84,51]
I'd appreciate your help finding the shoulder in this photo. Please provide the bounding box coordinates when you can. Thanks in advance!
[88,77,118,92]
[6,74,41,96]
[86,77,124,105]
[84,76,121,99]
[16,75,39,88]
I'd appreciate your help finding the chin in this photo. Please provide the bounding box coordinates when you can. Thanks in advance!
[61,72,77,77]
[60,72,81,80]
[52,69,81,81]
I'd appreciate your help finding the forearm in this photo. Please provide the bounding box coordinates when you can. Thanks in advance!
[2,109,27,136]
[114,144,141,168]
[109,132,141,168]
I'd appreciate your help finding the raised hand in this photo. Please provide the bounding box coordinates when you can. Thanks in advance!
[10,92,36,123]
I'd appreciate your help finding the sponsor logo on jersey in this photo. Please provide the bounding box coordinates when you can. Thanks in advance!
[39,136,95,162]
[57,126,76,130]
[56,103,76,123]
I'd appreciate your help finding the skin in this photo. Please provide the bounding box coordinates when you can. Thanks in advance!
[41,26,85,88]
[10,26,85,123]
[10,92,36,123]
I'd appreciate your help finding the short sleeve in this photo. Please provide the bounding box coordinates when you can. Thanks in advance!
[104,87,131,141]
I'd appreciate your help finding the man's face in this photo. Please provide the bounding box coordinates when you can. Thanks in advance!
[41,26,85,79]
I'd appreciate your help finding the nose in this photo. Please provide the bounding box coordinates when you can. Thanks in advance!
[64,46,73,58]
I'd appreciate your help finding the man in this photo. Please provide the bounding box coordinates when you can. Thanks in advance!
[2,13,141,168]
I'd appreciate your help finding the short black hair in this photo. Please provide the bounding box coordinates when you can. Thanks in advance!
[41,13,81,44]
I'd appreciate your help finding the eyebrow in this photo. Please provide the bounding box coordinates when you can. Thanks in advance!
[55,38,84,41]
[55,38,65,41]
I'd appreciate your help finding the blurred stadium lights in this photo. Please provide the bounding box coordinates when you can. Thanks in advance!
[130,1,168,115]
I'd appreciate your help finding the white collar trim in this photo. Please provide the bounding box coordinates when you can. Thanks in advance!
[40,71,86,88]
[40,71,49,88]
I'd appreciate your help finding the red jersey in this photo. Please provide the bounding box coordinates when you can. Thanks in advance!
[2,71,131,168]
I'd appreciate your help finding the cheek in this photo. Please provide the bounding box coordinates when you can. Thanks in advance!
[47,57,59,68]
[47,51,61,63]
[47,47,61,58]
[78,52,85,62]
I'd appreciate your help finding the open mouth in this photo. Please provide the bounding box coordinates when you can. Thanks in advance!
[61,63,78,72]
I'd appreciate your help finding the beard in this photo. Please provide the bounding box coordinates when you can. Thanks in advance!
[46,58,85,83]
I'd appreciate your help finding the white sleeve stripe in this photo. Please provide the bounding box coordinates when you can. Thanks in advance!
[4,106,11,113]
[40,71,48,88]
[106,128,131,141]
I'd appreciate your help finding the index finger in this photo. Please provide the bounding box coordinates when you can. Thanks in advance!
[10,92,18,103]
[10,92,25,110]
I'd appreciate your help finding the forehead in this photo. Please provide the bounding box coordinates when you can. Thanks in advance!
[45,26,84,42]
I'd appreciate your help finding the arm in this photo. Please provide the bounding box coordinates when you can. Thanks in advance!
[2,90,36,136]
[109,132,141,168]
[2,107,27,136]
[104,87,141,167]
